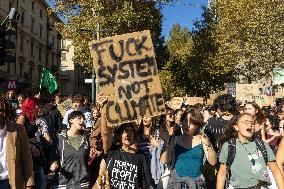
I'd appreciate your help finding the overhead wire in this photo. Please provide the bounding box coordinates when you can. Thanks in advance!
[153,0,206,7]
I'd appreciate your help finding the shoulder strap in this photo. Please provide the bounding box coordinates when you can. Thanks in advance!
[169,136,177,170]
[226,138,236,168]
[254,138,268,163]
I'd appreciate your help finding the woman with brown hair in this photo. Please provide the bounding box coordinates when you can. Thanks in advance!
[244,102,266,139]
[217,113,284,189]
[160,107,217,189]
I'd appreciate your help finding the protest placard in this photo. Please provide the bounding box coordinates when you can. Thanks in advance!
[168,97,184,110]
[90,30,165,125]
[236,84,260,102]
[58,99,72,116]
[224,83,236,97]
[185,97,203,105]
[254,95,275,107]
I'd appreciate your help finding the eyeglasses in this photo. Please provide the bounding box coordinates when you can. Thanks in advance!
[238,120,255,125]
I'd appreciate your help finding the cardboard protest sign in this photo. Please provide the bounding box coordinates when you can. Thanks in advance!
[255,95,275,107]
[185,97,203,105]
[224,83,236,97]
[57,99,72,116]
[208,91,226,105]
[236,84,260,102]
[90,30,165,125]
[168,97,184,110]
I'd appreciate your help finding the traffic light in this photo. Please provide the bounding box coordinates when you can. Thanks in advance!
[0,27,6,66]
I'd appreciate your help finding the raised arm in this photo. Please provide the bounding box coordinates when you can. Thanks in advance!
[96,93,113,154]
[160,124,175,164]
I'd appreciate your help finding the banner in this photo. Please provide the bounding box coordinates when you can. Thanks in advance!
[57,99,72,116]
[273,68,284,85]
[90,30,165,125]
[255,95,275,107]
[168,97,184,110]
[185,97,203,105]
[224,83,236,97]
[236,84,260,102]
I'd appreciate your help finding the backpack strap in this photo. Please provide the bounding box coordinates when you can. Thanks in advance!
[254,138,268,163]
[226,138,236,168]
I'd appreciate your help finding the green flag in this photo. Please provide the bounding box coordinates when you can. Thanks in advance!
[40,68,58,94]
[273,68,284,85]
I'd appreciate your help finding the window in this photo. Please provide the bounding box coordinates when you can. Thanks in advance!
[62,39,66,49]
[61,53,66,61]
[39,47,42,61]
[52,53,54,65]
[21,10,25,24]
[32,1,35,10]
[29,66,33,80]
[7,62,10,73]
[40,25,43,38]
[20,63,23,77]
[31,43,34,57]
[20,36,24,51]
[31,18,35,32]
[40,10,43,18]
[52,36,55,46]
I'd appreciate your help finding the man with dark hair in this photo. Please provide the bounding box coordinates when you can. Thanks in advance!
[203,94,237,189]
[205,94,237,151]
[62,94,92,130]
[50,111,90,188]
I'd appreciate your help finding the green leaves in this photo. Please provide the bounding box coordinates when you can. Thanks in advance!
[51,0,166,73]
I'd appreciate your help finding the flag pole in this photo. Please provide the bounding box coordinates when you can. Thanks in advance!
[39,67,44,95]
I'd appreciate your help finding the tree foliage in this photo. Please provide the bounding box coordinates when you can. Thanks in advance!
[160,8,235,99]
[50,0,168,72]
[213,0,284,83]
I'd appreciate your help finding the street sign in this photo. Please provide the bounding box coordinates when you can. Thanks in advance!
[7,80,16,89]
[85,79,92,83]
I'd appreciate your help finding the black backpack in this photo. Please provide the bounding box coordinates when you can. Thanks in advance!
[225,138,268,188]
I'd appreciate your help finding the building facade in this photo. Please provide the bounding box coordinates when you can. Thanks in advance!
[60,39,91,97]
[0,0,62,93]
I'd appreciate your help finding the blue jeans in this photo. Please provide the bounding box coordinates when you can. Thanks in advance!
[0,180,10,189]
[35,166,47,189]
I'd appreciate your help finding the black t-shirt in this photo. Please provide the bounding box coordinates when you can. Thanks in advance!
[106,149,152,189]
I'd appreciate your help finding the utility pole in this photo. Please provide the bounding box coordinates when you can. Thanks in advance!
[91,22,100,104]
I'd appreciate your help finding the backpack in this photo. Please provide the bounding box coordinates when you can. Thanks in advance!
[225,138,268,188]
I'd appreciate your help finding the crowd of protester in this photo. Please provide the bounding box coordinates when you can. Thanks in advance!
[0,90,284,189]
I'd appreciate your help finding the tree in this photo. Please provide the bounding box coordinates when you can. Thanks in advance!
[159,24,192,100]
[160,7,235,99]
[213,0,284,83]
[50,0,169,72]
[190,7,235,97]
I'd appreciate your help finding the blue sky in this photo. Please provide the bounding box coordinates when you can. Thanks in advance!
[161,0,208,39]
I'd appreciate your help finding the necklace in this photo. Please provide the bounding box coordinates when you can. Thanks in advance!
[239,141,258,166]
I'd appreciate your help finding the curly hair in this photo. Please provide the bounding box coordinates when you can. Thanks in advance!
[0,94,15,120]
[21,97,40,122]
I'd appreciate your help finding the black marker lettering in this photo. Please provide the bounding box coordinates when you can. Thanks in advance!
[109,40,124,62]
